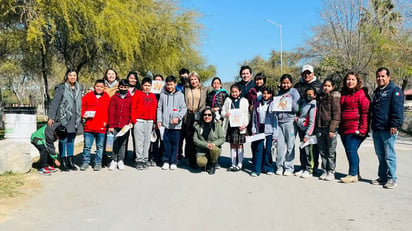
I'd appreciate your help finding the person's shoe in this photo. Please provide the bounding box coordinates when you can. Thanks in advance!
[68,156,78,171]
[215,162,221,169]
[301,170,312,178]
[117,160,125,170]
[383,179,397,189]
[93,164,102,171]
[208,164,216,175]
[267,171,274,175]
[275,169,283,175]
[325,172,335,181]
[294,170,304,177]
[170,164,177,170]
[38,167,51,176]
[80,163,89,171]
[143,161,150,168]
[46,166,58,173]
[228,166,236,172]
[251,172,258,177]
[161,163,169,170]
[108,161,117,171]
[150,160,157,167]
[136,162,144,170]
[371,178,385,185]
[340,175,359,183]
[319,172,327,180]
[283,171,293,176]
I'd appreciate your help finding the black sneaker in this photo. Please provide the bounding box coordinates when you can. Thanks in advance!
[93,164,102,171]
[136,162,144,170]
[371,178,385,185]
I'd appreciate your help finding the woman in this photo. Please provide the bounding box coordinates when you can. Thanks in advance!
[193,107,225,174]
[48,69,83,171]
[184,71,207,168]
[104,68,119,97]
[339,72,370,183]
[127,71,141,96]
[206,77,229,122]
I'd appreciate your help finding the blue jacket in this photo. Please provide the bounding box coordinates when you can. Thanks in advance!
[372,81,404,131]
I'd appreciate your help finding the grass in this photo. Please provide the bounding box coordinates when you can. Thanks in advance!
[0,172,26,198]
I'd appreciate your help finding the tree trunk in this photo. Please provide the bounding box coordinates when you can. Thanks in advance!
[41,51,50,113]
[401,77,409,92]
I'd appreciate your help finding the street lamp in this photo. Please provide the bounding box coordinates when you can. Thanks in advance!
[265,19,283,74]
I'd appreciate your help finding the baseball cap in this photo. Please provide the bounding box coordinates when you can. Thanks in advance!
[301,64,314,73]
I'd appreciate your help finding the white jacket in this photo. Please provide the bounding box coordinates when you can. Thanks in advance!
[221,97,250,135]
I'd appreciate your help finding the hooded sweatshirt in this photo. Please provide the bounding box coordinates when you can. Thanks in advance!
[156,89,187,129]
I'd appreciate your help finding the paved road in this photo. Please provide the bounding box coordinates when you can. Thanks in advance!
[1,137,412,231]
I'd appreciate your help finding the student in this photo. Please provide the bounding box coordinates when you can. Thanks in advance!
[132,77,158,170]
[107,79,133,171]
[157,75,187,170]
[149,74,165,166]
[221,84,249,171]
[31,124,67,175]
[275,74,300,176]
[315,79,341,181]
[295,86,317,178]
[80,79,111,171]
[251,86,278,176]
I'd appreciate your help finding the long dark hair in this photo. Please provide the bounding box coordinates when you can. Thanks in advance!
[63,69,78,82]
[341,71,362,95]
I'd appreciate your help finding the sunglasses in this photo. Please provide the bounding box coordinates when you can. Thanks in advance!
[203,113,212,117]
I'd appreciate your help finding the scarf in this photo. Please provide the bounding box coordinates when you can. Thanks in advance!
[58,82,82,129]
[105,79,118,88]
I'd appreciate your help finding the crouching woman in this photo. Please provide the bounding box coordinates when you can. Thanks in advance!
[193,107,225,175]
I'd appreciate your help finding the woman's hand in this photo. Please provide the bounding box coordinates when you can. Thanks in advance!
[207,143,215,150]
[47,119,54,127]
[213,107,220,112]
[329,132,335,138]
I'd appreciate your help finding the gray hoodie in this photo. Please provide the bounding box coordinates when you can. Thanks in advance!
[157,89,187,129]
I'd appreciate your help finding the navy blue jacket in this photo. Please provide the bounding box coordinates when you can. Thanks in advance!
[371,81,404,131]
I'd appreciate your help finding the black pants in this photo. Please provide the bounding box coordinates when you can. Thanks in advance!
[31,138,49,168]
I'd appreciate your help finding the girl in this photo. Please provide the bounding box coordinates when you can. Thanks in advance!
[127,71,141,96]
[251,86,278,176]
[315,78,341,181]
[221,84,249,171]
[275,74,300,176]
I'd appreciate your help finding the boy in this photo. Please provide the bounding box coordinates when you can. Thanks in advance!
[295,86,317,178]
[31,124,67,175]
[131,77,158,170]
[108,79,133,170]
[156,75,187,170]
[80,79,111,171]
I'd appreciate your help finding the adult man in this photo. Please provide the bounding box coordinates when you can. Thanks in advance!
[237,65,255,98]
[294,64,322,173]
[371,67,404,189]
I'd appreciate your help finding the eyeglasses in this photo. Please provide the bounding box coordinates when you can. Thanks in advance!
[203,114,212,117]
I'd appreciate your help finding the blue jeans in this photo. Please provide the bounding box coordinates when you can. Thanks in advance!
[341,134,365,176]
[82,132,105,165]
[253,135,274,175]
[372,130,397,182]
[59,133,76,157]
[162,129,181,164]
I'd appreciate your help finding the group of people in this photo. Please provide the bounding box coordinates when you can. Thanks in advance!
[30,64,404,189]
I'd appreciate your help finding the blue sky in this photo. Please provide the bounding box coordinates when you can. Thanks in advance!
[179,0,323,82]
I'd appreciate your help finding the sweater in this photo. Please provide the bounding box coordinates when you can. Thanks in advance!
[339,88,370,135]
[297,99,317,138]
[156,90,187,129]
[131,90,157,122]
[81,92,111,134]
[276,88,301,123]
[108,92,133,128]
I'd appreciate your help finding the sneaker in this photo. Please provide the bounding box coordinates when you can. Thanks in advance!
[93,164,102,171]
[136,162,144,170]
[319,172,327,180]
[266,171,274,175]
[275,169,283,175]
[251,172,258,177]
[215,163,221,169]
[170,164,177,170]
[38,167,51,175]
[80,163,89,171]
[228,166,236,172]
[117,160,125,170]
[383,179,397,189]
[301,170,313,178]
[161,163,169,170]
[371,178,385,185]
[340,175,359,183]
[144,161,150,168]
[283,171,293,176]
[294,170,304,177]
[325,172,335,181]
[108,161,117,171]
[46,166,58,173]
[150,160,157,167]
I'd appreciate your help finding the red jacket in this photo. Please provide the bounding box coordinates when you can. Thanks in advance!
[339,88,370,135]
[131,90,157,123]
[108,92,132,128]
[81,92,111,134]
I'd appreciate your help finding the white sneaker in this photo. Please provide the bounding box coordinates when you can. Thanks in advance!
[170,164,177,170]
[294,170,304,177]
[117,160,125,170]
[301,170,313,178]
[162,163,169,170]
[108,161,117,171]
[319,172,327,180]
[275,169,283,175]
[283,171,293,176]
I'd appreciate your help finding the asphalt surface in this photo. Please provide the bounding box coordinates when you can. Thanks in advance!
[1,137,412,231]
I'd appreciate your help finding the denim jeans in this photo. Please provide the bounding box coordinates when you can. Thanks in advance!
[59,133,76,157]
[341,134,366,176]
[316,128,337,172]
[372,130,398,182]
[82,132,105,165]
[162,129,181,164]
[253,135,274,175]
[276,121,297,173]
